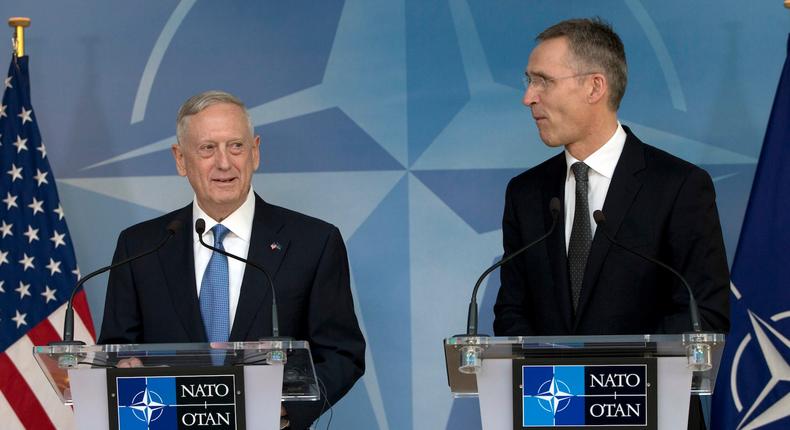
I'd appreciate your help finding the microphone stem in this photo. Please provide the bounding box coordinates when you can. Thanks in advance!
[599,229,702,333]
[61,230,175,343]
[197,234,280,338]
[467,216,558,336]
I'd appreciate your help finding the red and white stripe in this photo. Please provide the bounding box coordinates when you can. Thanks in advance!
[0,290,95,430]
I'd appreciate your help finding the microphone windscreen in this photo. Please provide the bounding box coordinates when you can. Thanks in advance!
[549,197,561,218]
[166,219,183,234]
[593,210,606,226]
[195,218,206,235]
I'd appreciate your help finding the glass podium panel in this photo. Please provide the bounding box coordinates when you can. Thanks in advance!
[444,333,725,397]
[34,340,318,405]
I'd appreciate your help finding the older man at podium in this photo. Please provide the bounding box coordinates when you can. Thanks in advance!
[99,90,365,430]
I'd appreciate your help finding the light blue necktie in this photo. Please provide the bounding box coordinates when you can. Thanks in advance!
[200,224,230,342]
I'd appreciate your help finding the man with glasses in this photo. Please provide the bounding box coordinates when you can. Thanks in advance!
[493,18,729,428]
[99,91,365,429]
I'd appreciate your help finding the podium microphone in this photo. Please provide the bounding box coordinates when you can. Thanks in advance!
[194,219,281,339]
[458,198,560,374]
[593,210,713,370]
[51,220,182,350]
[465,197,561,337]
[592,210,701,332]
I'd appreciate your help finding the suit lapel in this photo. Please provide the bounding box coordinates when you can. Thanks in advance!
[543,154,573,333]
[229,195,290,341]
[160,205,206,342]
[573,129,646,329]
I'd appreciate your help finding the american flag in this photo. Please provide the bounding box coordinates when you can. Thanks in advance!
[0,55,95,429]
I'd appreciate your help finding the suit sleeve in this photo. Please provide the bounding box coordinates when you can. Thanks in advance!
[493,180,536,336]
[98,229,144,344]
[284,227,365,429]
[659,167,730,333]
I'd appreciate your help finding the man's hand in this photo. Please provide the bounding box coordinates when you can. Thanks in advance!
[116,357,144,368]
[280,405,289,429]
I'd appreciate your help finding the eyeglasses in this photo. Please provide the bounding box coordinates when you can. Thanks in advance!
[522,72,599,91]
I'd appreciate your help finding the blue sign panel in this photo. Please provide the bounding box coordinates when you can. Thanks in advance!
[515,359,656,429]
[107,367,245,430]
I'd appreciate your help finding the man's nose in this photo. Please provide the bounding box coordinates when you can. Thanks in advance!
[522,86,539,107]
[214,145,232,168]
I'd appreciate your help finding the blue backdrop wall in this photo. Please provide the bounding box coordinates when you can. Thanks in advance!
[1,1,786,428]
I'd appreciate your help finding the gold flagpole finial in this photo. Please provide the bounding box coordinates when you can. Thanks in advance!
[8,17,31,57]
[785,0,790,8]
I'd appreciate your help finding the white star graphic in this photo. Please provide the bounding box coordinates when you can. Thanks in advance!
[0,280,4,292]
[28,197,44,215]
[0,250,7,266]
[0,103,6,118]
[23,225,39,243]
[736,311,790,430]
[12,135,28,153]
[534,377,574,415]
[130,388,165,424]
[18,253,35,271]
[41,286,57,303]
[0,220,12,238]
[37,143,47,159]
[3,76,12,89]
[50,230,66,248]
[72,267,81,280]
[3,192,18,210]
[53,204,65,220]
[46,258,62,275]
[15,281,31,299]
[33,169,48,186]
[18,107,32,124]
[6,163,23,182]
[12,310,27,328]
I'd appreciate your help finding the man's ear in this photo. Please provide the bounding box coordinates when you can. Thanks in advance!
[588,73,608,105]
[252,135,261,171]
[172,143,187,177]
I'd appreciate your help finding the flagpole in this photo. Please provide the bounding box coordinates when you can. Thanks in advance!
[8,17,30,57]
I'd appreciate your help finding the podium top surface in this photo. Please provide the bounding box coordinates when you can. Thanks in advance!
[36,339,309,357]
[445,333,724,357]
[444,333,726,397]
[34,340,319,404]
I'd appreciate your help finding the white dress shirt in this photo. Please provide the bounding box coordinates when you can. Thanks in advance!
[192,188,255,329]
[564,122,627,250]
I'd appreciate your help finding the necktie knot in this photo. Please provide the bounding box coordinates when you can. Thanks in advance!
[571,162,590,182]
[211,224,230,248]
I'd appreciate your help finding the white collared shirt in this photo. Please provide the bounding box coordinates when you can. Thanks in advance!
[192,188,255,329]
[563,122,627,250]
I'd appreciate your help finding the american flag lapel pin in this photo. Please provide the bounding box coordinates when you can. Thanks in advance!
[270,242,282,251]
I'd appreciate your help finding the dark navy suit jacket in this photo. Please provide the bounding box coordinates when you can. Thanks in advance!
[494,126,730,336]
[99,193,365,429]
[494,127,729,429]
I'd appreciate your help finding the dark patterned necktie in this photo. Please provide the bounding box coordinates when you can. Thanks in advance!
[568,162,591,311]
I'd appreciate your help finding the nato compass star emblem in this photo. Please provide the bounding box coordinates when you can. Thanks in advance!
[730,308,790,429]
[533,377,575,415]
[130,387,166,424]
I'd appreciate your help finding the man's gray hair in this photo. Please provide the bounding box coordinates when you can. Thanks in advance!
[537,17,627,111]
[176,90,254,143]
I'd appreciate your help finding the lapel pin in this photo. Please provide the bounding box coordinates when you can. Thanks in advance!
[270,242,282,251]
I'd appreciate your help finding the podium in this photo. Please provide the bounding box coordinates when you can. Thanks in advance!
[34,340,319,430]
[444,333,724,430]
